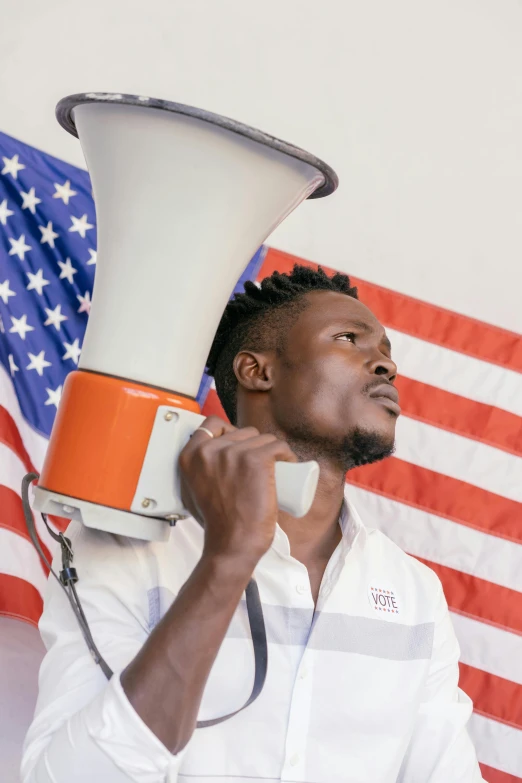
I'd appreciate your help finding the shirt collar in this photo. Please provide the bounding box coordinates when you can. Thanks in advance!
[270,486,368,559]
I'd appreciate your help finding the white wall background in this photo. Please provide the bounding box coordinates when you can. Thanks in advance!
[0,618,44,782]
[1,2,522,776]
[1,0,521,332]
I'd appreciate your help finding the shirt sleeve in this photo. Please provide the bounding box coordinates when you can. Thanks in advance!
[21,520,186,783]
[397,577,484,783]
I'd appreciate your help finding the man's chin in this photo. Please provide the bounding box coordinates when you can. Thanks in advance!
[283,420,395,472]
[341,426,395,471]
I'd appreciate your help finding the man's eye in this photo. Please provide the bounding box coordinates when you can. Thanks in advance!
[337,333,356,343]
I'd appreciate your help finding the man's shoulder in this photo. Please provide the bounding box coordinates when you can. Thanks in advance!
[58,516,204,590]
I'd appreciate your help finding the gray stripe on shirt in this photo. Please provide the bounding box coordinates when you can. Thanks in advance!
[229,602,434,660]
[309,612,434,660]
[148,589,434,660]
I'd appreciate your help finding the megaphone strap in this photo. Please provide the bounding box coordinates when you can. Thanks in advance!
[196,578,268,728]
[21,472,268,729]
[21,473,114,681]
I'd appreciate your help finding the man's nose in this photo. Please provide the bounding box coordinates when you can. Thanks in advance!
[369,352,397,382]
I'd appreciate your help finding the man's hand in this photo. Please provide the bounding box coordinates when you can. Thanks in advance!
[179,415,298,565]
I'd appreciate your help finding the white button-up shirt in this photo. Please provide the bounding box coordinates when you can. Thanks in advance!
[22,493,483,783]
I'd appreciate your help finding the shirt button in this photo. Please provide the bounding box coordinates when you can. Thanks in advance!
[289,753,300,767]
[295,583,307,595]
[299,666,308,680]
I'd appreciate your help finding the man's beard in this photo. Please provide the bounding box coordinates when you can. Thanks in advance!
[340,427,395,471]
[287,425,395,473]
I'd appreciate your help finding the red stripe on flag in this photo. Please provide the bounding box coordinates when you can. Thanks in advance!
[0,404,37,473]
[347,457,522,543]
[479,764,522,783]
[259,248,522,373]
[0,484,52,566]
[414,556,522,635]
[395,376,522,457]
[202,388,227,419]
[0,406,70,533]
[460,663,522,731]
[0,573,42,627]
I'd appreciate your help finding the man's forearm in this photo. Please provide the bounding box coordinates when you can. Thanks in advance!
[120,552,255,754]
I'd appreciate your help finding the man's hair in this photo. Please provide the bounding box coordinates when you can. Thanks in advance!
[206,264,359,423]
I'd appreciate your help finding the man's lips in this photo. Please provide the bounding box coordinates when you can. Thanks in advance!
[368,383,401,415]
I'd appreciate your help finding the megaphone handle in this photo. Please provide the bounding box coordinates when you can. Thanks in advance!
[274,460,320,518]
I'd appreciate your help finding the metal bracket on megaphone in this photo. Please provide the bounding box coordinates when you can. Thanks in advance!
[130,405,320,523]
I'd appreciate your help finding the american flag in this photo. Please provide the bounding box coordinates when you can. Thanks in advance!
[1,131,521,782]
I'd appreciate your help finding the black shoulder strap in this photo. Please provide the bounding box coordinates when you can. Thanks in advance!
[21,472,268,727]
[196,578,268,727]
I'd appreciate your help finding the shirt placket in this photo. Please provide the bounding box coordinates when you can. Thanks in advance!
[279,557,315,782]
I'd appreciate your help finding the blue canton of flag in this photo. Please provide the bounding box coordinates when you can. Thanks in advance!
[0,132,96,438]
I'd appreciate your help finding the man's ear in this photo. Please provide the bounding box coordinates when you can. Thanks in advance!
[234,350,274,391]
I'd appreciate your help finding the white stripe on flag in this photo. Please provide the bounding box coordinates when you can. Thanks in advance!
[450,612,522,686]
[394,417,522,502]
[468,713,522,778]
[387,327,522,417]
[0,528,47,596]
[347,486,522,591]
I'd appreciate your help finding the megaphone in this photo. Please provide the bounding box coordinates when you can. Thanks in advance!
[32,92,339,542]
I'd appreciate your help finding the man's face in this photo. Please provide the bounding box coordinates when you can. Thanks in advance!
[269,290,399,469]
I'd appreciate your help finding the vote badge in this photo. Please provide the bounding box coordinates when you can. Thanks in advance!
[368,584,400,617]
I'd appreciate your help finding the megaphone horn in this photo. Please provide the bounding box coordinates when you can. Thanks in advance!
[32,92,339,541]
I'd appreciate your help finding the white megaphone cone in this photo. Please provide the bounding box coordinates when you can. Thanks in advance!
[33,92,339,541]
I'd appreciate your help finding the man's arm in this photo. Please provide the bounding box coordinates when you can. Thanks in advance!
[119,550,255,753]
[120,417,296,754]
[22,418,295,782]
[397,579,484,782]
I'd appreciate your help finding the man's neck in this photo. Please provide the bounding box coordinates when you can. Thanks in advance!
[235,409,347,565]
[277,460,346,565]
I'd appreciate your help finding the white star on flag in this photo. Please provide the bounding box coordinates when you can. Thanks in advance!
[8,353,19,376]
[0,279,16,305]
[39,221,59,248]
[57,257,78,284]
[26,269,50,296]
[1,154,25,179]
[62,338,82,365]
[53,179,77,205]
[44,385,62,408]
[8,234,32,261]
[0,198,14,226]
[0,315,4,333]
[44,304,68,331]
[87,249,97,265]
[77,290,92,314]
[21,187,42,215]
[9,314,34,340]
[26,350,52,377]
[69,213,94,239]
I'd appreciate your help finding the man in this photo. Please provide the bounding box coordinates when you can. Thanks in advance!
[22,265,483,782]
